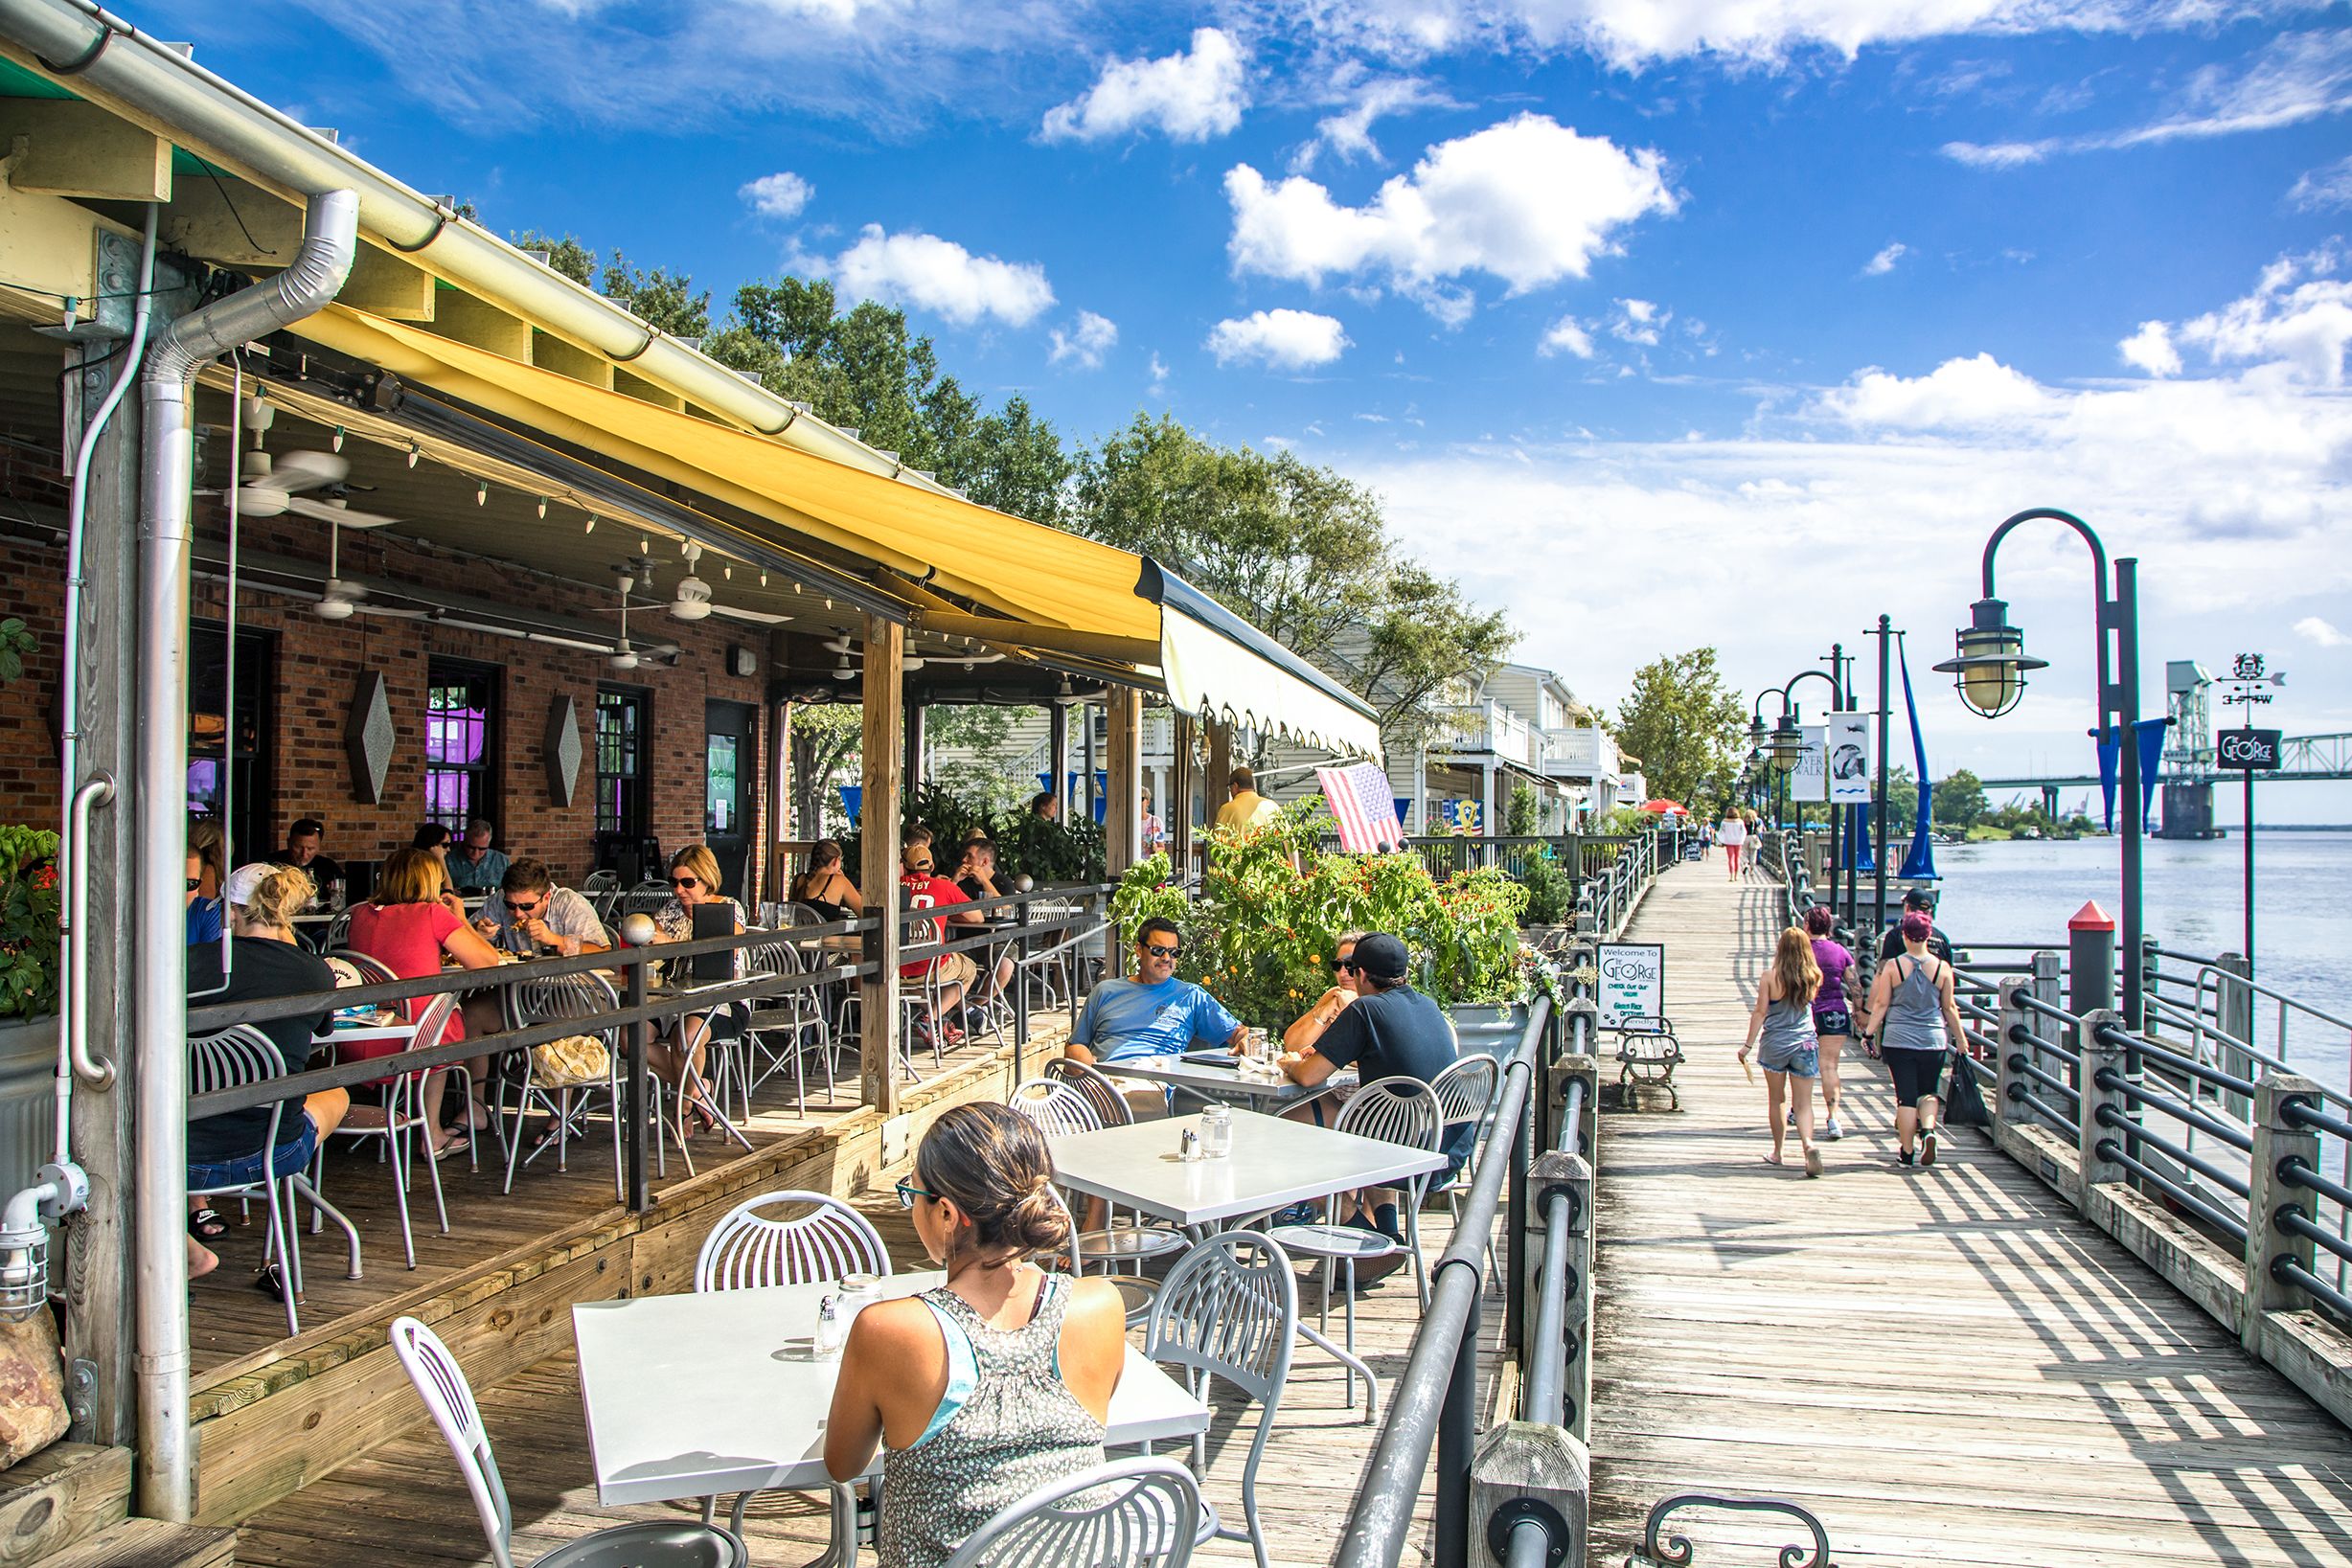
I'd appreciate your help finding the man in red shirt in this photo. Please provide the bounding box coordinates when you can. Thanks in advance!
[898,844,981,1046]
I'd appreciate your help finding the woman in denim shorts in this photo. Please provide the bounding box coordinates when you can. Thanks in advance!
[1739,926,1824,1176]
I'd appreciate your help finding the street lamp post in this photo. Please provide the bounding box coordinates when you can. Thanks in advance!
[1933,507,2147,1031]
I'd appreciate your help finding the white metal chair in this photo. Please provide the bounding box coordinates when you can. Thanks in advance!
[1010,1078,1187,1274]
[582,869,621,923]
[942,1457,1202,1568]
[1007,1078,1101,1138]
[1141,1232,1296,1568]
[693,1188,892,1292]
[1430,1053,1503,1287]
[390,1314,747,1568]
[1266,1075,1442,1412]
[736,938,840,1114]
[1041,1056,1130,1131]
[501,969,634,1202]
[1040,1179,1159,1328]
[188,1026,360,1336]
[312,990,461,1269]
[325,947,398,985]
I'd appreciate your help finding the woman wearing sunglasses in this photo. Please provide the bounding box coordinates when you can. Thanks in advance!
[648,845,744,1135]
[1281,930,1366,1055]
[826,1103,1125,1568]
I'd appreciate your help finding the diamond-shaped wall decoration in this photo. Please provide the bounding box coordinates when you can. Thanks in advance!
[544,693,583,807]
[344,670,395,805]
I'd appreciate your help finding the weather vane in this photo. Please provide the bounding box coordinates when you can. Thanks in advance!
[2222,651,2284,708]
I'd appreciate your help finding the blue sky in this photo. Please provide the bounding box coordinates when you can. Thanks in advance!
[152,1,2352,819]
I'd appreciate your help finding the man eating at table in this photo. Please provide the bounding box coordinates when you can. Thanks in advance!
[1064,918,1247,1123]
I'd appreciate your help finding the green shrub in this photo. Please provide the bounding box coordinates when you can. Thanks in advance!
[1516,847,1574,926]
[0,826,61,1020]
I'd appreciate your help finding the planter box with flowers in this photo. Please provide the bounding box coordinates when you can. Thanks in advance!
[1112,801,1563,1033]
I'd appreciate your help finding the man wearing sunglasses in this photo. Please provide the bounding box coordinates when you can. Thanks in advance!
[471,857,611,959]
[1066,917,1247,1121]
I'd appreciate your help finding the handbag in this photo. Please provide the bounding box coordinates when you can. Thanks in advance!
[1942,1049,1990,1127]
[531,1034,611,1088]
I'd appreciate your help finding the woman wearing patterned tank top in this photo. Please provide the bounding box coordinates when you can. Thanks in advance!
[824,1103,1128,1568]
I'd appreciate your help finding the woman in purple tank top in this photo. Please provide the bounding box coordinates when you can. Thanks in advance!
[1803,906,1855,1141]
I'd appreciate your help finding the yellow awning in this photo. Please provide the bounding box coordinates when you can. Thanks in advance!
[292,307,1159,642]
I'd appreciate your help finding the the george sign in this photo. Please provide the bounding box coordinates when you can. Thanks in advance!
[2217,728,2283,771]
[1788,725,1828,803]
[1594,942,1665,1024]
[1825,713,1873,805]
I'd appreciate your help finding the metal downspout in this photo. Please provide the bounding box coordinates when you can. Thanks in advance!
[132,188,355,1522]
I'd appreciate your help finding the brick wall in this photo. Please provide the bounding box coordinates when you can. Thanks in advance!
[2,517,770,898]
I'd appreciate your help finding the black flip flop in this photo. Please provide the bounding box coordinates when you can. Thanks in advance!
[253,1261,297,1303]
[188,1206,228,1242]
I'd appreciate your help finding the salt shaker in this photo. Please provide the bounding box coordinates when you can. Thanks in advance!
[1200,1104,1233,1159]
[812,1294,846,1361]
[1178,1126,1201,1162]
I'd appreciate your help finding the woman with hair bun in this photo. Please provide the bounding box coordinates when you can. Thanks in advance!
[1861,910,1970,1169]
[825,1103,1126,1568]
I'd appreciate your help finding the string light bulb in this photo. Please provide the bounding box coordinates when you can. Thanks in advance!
[722,563,733,579]
[639,537,650,555]
[475,480,489,507]
[760,571,768,586]
[537,496,548,519]
[405,443,421,468]
[583,515,595,534]
[331,425,346,452]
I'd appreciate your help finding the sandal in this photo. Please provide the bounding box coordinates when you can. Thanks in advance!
[188,1206,229,1242]
[254,1261,296,1303]
[427,1130,470,1163]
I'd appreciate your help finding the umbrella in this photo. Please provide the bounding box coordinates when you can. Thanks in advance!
[1638,799,1688,815]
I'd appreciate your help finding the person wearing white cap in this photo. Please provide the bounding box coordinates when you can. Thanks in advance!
[185,862,350,1288]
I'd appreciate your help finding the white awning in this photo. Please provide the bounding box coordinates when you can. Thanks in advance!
[1157,605,1384,761]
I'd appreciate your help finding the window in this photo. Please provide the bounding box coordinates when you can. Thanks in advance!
[424,660,498,832]
[596,687,650,837]
[189,622,273,862]
[705,733,739,833]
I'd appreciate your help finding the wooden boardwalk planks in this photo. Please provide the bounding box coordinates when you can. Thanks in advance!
[1587,860,2352,1567]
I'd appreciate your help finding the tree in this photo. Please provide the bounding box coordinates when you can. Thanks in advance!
[1348,561,1517,750]
[1609,648,1747,808]
[508,231,711,335]
[1932,768,1989,829]
[787,704,862,841]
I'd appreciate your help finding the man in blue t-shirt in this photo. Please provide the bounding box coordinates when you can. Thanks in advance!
[1067,917,1246,1121]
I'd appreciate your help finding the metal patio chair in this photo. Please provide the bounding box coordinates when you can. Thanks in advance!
[501,969,636,1202]
[736,937,842,1114]
[1430,1053,1503,1288]
[189,1025,361,1337]
[942,1457,1202,1568]
[1012,1077,1187,1277]
[1140,1231,1296,1568]
[313,989,461,1268]
[391,1315,746,1568]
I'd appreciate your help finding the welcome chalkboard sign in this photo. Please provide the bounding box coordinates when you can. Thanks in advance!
[1595,942,1665,1024]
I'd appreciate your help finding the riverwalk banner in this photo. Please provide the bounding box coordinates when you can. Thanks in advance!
[1826,714,1872,805]
[1790,726,1828,803]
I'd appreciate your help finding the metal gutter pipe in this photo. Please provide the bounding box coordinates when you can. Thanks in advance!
[0,0,954,496]
[131,187,356,1522]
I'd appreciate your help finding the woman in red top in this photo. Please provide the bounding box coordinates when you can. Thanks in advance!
[347,847,504,1159]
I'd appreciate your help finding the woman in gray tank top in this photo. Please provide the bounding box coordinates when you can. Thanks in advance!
[1861,911,1969,1168]
[825,1104,1129,1567]
[1740,926,1825,1177]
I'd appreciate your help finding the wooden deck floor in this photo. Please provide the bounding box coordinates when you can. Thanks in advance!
[1587,860,2352,1567]
[229,1199,1509,1568]
[191,1014,1071,1379]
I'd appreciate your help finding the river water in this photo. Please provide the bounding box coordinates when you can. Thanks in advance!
[1907,829,2352,1097]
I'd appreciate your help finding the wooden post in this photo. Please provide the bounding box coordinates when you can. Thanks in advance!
[2243,1074,2322,1351]
[859,616,903,1115]
[1996,976,2028,1130]
[1205,717,1232,834]
[1470,1422,1589,1568]
[903,700,925,792]
[2031,948,2065,1094]
[1105,688,1142,877]
[58,323,147,1449]
[1170,713,1196,872]
[2213,952,2254,1119]
[1047,701,1069,816]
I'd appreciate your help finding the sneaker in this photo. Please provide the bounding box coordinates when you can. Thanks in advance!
[1785,1108,1795,1127]
[1269,1202,1319,1226]
[1919,1127,1937,1168]
[1821,1118,1845,1141]
[1896,1148,1915,1168]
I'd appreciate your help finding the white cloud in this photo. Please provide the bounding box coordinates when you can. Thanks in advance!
[2296,616,2349,648]
[2119,320,2181,376]
[1148,352,1171,394]
[1225,112,1676,309]
[828,225,1055,327]
[1813,352,2053,428]
[739,170,812,221]
[1290,75,1450,170]
[1943,29,2352,168]
[1048,309,1119,369]
[2170,246,2352,387]
[1610,297,1666,345]
[1040,27,1247,143]
[1204,308,1351,371]
[2290,154,2352,211]
[1540,316,1595,358]
[1862,241,1908,276]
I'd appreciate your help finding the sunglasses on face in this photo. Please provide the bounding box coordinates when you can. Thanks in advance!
[1142,943,1180,960]
[669,875,698,889]
[894,1178,941,1209]
[504,897,542,914]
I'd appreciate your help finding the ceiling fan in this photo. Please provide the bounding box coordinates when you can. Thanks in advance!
[820,634,925,681]
[212,449,403,529]
[605,567,681,670]
[669,541,791,626]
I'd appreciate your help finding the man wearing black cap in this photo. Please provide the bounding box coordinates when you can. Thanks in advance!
[1275,932,1461,1262]
[1878,888,1953,965]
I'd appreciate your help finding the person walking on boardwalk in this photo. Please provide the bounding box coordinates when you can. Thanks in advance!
[1804,905,1857,1141]
[1718,809,1746,880]
[1860,910,1970,1168]
[1738,926,1824,1177]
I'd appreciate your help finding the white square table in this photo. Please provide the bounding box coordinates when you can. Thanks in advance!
[573,1272,1208,1511]
[1100,1054,1356,1109]
[1047,1109,1446,1231]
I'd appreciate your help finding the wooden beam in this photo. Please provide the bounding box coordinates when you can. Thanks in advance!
[1205,718,1233,873]
[1171,713,1197,871]
[615,367,684,412]
[0,100,171,201]
[0,177,120,316]
[1107,689,1141,877]
[531,327,615,389]
[337,243,436,321]
[859,615,904,1116]
[418,289,530,360]
[159,172,303,267]
[1048,703,1070,818]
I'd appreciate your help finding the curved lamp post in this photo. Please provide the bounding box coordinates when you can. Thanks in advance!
[1932,507,2146,1030]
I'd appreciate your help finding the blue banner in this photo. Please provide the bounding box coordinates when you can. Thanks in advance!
[838,784,862,826]
[2096,731,2120,832]
[1897,642,1937,881]
[1847,802,1876,873]
[2136,717,2168,818]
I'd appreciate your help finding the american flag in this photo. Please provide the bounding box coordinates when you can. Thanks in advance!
[1318,761,1405,853]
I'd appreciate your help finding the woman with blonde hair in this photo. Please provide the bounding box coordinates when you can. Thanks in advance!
[826,1103,1126,1568]
[649,844,744,1134]
[1739,926,1824,1176]
[347,846,504,1155]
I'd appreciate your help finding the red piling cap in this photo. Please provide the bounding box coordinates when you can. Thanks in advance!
[2068,900,2115,933]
